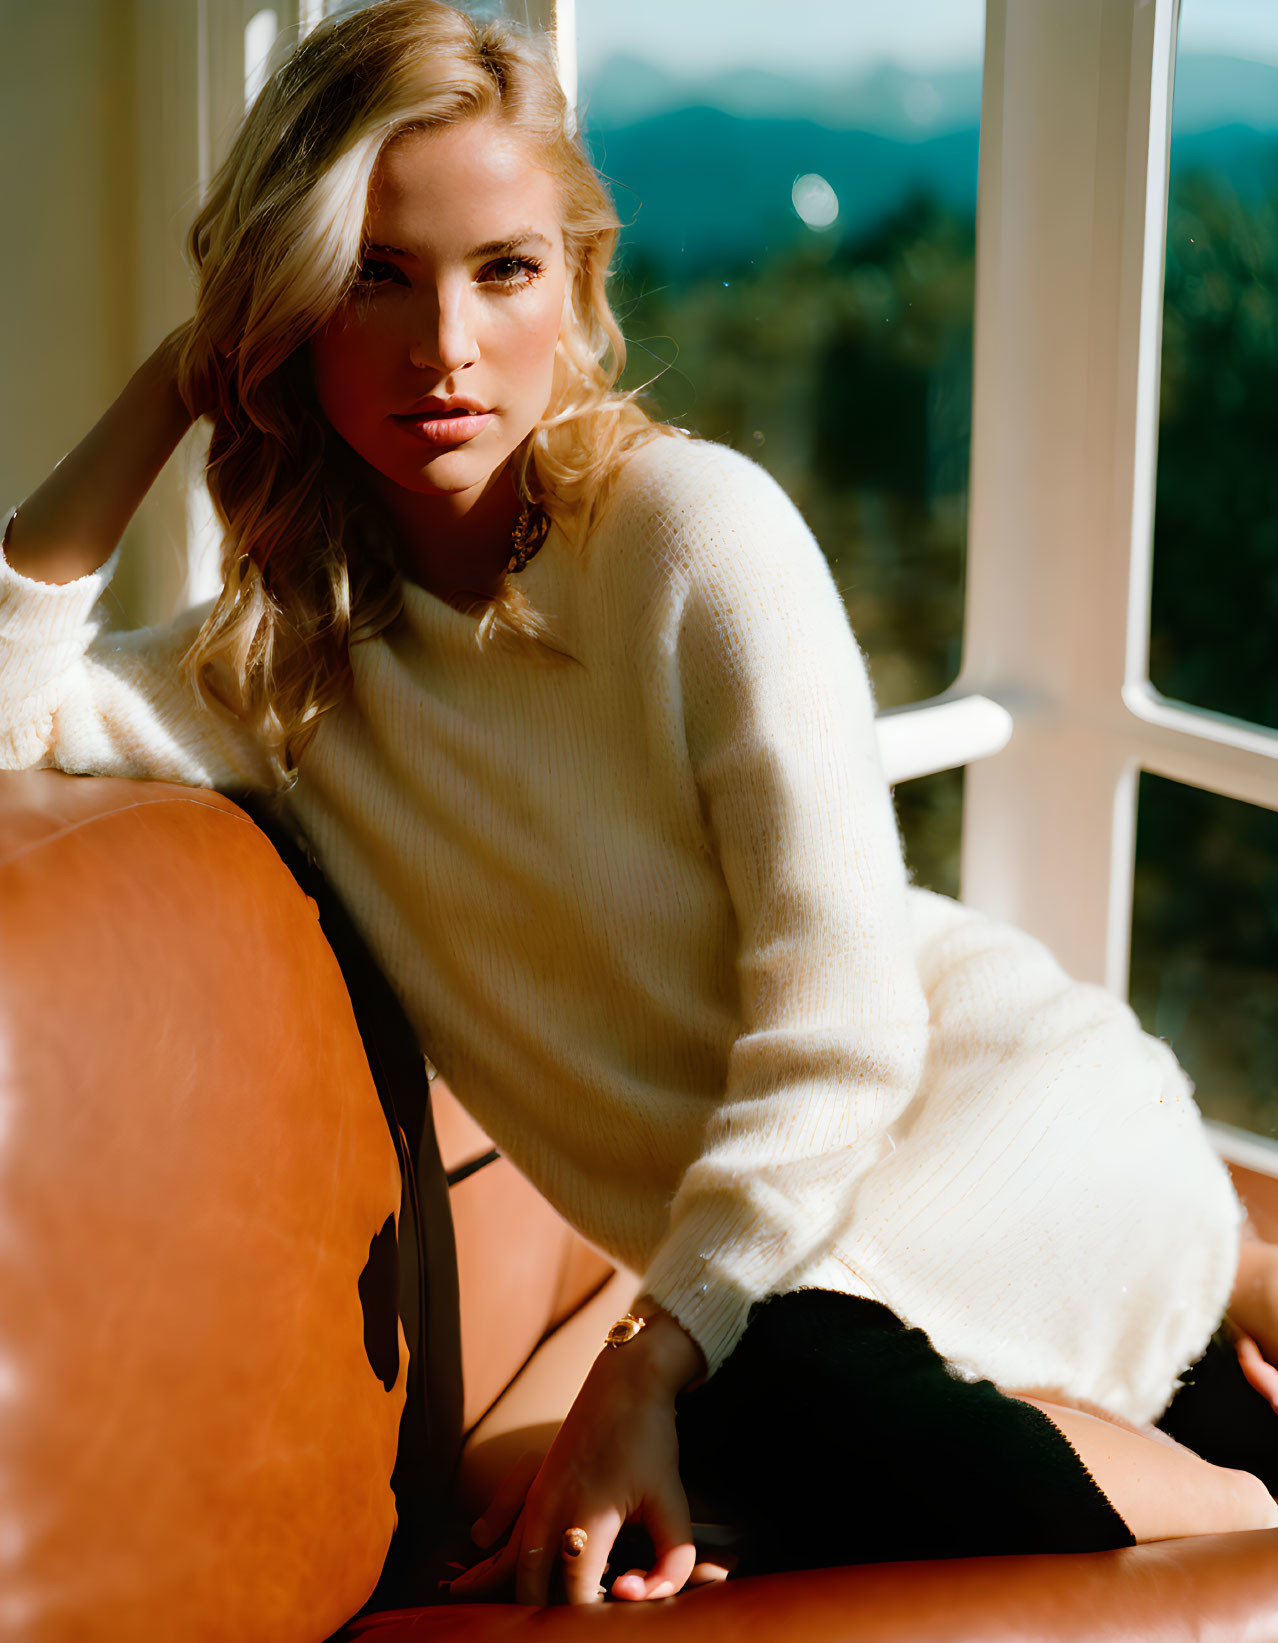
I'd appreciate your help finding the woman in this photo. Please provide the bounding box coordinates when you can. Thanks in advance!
[4,0,1278,1611]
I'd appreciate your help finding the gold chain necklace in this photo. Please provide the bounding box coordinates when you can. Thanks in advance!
[506,503,550,576]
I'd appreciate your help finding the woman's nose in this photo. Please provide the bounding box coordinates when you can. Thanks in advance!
[408,285,478,375]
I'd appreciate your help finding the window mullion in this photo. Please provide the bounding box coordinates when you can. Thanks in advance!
[1123,685,1278,812]
[876,693,1013,786]
[956,0,1179,993]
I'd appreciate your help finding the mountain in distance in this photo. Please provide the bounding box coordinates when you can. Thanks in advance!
[1171,52,1278,135]
[582,51,1278,138]
[584,111,980,277]
[580,51,1278,277]
[583,54,984,139]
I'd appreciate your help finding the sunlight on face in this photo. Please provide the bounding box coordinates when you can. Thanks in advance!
[309,118,570,511]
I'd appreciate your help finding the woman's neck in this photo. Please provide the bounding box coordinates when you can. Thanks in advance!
[372,465,522,604]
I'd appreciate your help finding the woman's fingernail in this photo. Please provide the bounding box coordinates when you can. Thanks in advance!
[471,1518,493,1549]
[651,1581,674,1599]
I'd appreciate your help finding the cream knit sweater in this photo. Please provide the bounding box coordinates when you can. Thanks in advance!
[0,434,1243,1422]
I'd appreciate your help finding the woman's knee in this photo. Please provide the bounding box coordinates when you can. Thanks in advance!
[1009,1392,1278,1541]
[1225,1466,1278,1532]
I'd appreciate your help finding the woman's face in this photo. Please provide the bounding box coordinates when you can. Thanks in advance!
[309,117,570,510]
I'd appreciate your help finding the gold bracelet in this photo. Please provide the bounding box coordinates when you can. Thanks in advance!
[604,1312,648,1348]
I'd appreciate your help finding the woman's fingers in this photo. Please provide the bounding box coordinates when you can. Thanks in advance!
[442,1543,516,1601]
[687,1553,737,1586]
[1236,1331,1278,1411]
[471,1449,544,1550]
[518,1507,622,1607]
[444,1508,525,1602]
[608,1489,697,1602]
[559,1512,623,1607]
[449,1503,730,1606]
[513,1529,553,1608]
[610,1543,698,1602]
[611,1550,726,1603]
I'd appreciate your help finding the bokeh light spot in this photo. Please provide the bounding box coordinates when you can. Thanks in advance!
[791,173,839,230]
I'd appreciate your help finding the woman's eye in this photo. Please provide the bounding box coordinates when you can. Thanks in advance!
[480,256,545,289]
[354,256,404,288]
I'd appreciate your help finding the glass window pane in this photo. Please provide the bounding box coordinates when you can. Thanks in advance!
[1129,772,1278,1138]
[576,1,983,712]
[1150,4,1278,728]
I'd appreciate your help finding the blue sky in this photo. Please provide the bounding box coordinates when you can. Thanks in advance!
[575,0,984,78]
[1179,0,1278,65]
[573,0,1278,79]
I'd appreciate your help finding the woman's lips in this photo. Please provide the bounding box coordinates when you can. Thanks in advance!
[392,409,494,446]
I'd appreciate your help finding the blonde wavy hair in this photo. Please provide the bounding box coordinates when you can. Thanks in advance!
[176,0,667,784]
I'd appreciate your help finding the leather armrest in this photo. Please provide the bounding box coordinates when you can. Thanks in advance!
[341,1527,1278,1642]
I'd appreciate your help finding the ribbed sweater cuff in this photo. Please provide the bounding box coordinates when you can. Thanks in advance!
[639,1204,779,1382]
[0,509,122,650]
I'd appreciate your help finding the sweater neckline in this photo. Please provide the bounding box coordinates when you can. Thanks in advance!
[396,521,560,639]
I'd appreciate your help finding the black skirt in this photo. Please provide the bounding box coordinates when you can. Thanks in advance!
[671,1288,1266,1576]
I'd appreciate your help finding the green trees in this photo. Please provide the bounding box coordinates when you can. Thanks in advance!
[1153,169,1278,729]
[1133,164,1278,1133]
[611,191,973,897]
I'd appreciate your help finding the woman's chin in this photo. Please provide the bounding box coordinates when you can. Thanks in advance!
[369,448,510,507]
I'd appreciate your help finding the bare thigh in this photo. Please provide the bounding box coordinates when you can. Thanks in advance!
[1004,1391,1278,1541]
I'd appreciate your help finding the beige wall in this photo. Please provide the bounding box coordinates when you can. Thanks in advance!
[0,0,212,624]
[1,3,138,489]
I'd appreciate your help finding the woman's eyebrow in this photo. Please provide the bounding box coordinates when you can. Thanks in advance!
[365,231,552,260]
[470,232,552,258]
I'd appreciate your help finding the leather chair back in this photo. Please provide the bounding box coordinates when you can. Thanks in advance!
[0,772,405,1643]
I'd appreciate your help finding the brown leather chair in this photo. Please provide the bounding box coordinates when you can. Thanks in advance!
[0,770,406,1643]
[4,769,1278,1643]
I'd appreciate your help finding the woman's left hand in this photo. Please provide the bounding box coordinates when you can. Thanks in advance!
[444,1308,705,1606]
[1228,1238,1278,1411]
[1233,1328,1278,1410]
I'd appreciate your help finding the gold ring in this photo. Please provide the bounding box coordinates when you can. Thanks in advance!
[561,1525,588,1559]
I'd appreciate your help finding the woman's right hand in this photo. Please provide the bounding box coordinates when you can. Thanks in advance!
[153,318,220,425]
[4,322,203,586]
[442,1308,718,1609]
[451,1447,735,1605]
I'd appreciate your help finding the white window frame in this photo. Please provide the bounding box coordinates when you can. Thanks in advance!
[178,0,1278,1167]
[955,0,1278,1174]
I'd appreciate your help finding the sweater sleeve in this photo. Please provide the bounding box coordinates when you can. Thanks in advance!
[0,505,271,790]
[636,446,932,1379]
